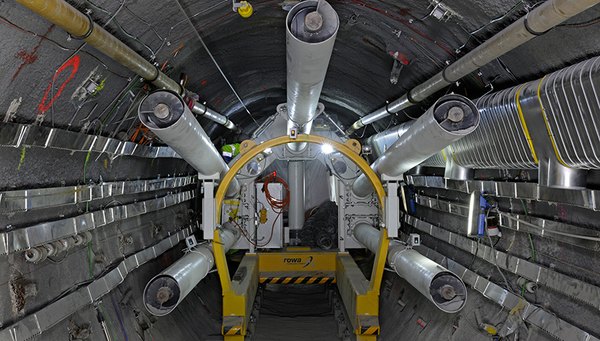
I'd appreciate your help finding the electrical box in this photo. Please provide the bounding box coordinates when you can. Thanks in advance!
[409,233,420,247]
[186,235,198,249]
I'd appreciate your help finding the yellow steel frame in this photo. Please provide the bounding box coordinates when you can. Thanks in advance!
[212,134,389,340]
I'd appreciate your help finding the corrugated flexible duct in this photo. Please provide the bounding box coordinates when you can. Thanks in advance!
[421,56,600,188]
[345,0,600,135]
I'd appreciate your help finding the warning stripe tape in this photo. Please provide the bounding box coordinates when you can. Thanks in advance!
[260,276,336,284]
[360,326,379,335]
[224,326,242,335]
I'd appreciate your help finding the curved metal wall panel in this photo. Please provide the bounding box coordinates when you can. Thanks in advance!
[449,87,538,169]
[539,57,600,169]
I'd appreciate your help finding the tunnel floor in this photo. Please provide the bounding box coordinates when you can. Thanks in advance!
[253,284,339,340]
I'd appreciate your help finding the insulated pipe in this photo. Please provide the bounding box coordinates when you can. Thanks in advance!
[352,95,479,197]
[288,161,305,231]
[139,90,240,196]
[345,0,600,135]
[285,0,339,149]
[143,222,240,316]
[366,121,416,159]
[353,223,467,313]
[14,0,241,133]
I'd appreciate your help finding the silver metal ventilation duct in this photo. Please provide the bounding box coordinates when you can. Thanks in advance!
[143,222,240,316]
[345,0,600,135]
[420,56,600,188]
[285,0,338,149]
[13,0,241,133]
[353,94,479,197]
[353,223,467,313]
[139,90,240,196]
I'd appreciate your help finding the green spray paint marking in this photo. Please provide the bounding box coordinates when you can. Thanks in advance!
[17,146,26,170]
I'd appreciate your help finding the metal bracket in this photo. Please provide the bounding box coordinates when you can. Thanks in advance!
[381,174,403,238]
[200,173,220,240]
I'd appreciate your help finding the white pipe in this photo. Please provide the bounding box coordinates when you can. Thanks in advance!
[139,90,240,196]
[285,0,338,150]
[353,95,479,197]
[353,223,467,313]
[143,222,240,316]
[346,0,600,135]
[288,161,305,230]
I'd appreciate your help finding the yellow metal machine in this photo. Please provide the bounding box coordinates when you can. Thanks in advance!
[212,135,389,340]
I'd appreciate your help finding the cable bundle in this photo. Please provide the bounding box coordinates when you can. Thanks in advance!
[263,175,290,212]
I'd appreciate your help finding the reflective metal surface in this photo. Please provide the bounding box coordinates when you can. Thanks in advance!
[414,243,598,341]
[144,222,240,316]
[0,175,195,212]
[353,223,467,313]
[406,175,600,211]
[285,1,338,140]
[0,122,181,159]
[0,226,194,341]
[0,190,195,255]
[353,95,479,197]
[139,90,239,196]
[288,161,305,230]
[414,193,600,250]
[403,213,600,310]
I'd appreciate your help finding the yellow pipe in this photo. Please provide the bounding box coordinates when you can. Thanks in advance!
[14,0,180,92]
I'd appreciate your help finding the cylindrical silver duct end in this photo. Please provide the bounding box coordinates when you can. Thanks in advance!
[352,94,479,197]
[139,90,240,196]
[143,246,214,316]
[143,223,240,316]
[285,0,339,139]
[388,242,467,313]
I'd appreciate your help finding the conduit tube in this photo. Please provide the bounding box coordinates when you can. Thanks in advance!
[352,95,479,197]
[143,222,240,316]
[353,223,467,313]
[14,0,241,133]
[288,161,305,231]
[345,0,600,135]
[139,90,240,196]
[285,0,339,150]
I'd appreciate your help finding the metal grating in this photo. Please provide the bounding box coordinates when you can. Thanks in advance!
[539,56,600,169]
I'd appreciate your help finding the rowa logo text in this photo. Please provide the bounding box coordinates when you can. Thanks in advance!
[283,256,314,268]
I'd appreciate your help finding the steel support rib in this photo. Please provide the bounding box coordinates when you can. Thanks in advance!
[14,0,241,132]
[346,0,600,135]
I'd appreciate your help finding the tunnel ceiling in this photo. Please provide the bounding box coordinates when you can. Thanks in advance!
[1,0,600,141]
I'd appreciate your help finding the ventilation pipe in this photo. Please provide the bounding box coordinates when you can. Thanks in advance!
[285,0,339,150]
[352,95,479,197]
[139,90,240,196]
[433,56,600,188]
[143,222,240,316]
[353,223,467,313]
[345,0,600,135]
[14,0,241,133]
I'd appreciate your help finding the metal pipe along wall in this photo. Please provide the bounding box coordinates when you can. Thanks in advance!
[14,0,241,132]
[288,161,305,231]
[285,0,339,145]
[143,222,240,316]
[353,95,479,197]
[139,90,240,196]
[346,0,600,135]
[353,223,467,313]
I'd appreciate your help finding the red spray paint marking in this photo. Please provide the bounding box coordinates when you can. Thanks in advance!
[216,99,221,104]
[12,24,55,82]
[36,55,80,115]
[202,80,207,85]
